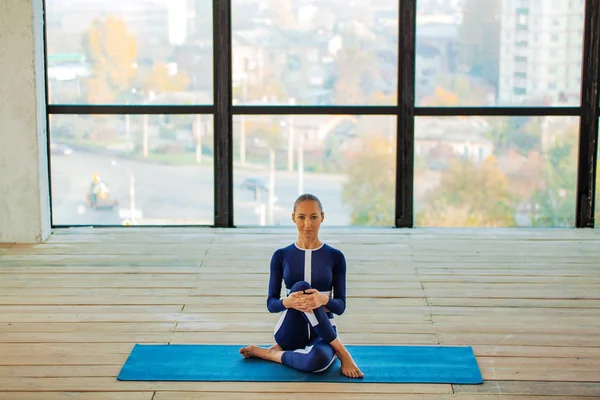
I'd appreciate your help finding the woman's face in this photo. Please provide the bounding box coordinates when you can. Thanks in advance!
[292,200,324,238]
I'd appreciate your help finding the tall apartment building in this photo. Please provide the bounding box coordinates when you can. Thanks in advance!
[498,0,585,105]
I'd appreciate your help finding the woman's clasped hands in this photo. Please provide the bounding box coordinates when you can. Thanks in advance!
[284,289,328,313]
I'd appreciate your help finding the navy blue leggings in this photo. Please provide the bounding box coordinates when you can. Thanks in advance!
[274,281,338,373]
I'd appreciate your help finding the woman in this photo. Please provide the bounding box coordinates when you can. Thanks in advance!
[240,194,363,378]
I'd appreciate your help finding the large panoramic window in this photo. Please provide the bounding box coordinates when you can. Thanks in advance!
[233,115,396,226]
[44,0,598,228]
[414,116,579,227]
[50,114,214,225]
[231,0,398,105]
[45,0,213,105]
[416,0,585,106]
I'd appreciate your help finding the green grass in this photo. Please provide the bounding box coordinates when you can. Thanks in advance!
[54,138,215,166]
[132,153,214,165]
[56,137,124,149]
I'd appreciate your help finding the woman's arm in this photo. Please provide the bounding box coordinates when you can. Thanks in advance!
[266,250,287,313]
[325,250,347,315]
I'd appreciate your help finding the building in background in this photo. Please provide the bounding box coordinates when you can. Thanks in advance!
[498,0,585,105]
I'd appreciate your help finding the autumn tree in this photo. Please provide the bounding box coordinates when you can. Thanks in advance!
[417,156,517,227]
[531,124,578,227]
[82,16,138,103]
[342,132,395,226]
[367,91,397,106]
[482,118,578,227]
[142,62,190,95]
[333,32,378,104]
[334,48,370,104]
[504,149,545,206]
[267,0,297,29]
[483,117,542,156]
[233,80,288,104]
[419,75,492,107]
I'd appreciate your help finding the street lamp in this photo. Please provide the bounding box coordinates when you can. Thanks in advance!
[111,160,137,223]
[286,98,296,172]
[194,115,203,164]
[282,116,305,196]
[298,131,304,195]
[125,88,138,152]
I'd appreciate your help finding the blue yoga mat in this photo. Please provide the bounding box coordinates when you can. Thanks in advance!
[117,344,483,384]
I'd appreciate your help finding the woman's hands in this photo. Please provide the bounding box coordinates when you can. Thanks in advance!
[283,289,329,313]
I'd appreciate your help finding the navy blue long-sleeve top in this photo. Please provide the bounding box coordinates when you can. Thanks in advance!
[267,243,347,315]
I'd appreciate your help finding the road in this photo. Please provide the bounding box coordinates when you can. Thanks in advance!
[50,151,351,226]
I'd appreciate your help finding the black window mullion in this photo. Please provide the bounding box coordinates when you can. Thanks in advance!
[213,0,234,227]
[232,105,397,115]
[396,0,417,228]
[47,105,215,114]
[577,0,600,228]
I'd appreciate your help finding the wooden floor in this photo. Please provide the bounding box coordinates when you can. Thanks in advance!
[0,227,599,399]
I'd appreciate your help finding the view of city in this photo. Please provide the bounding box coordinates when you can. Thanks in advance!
[46,0,599,227]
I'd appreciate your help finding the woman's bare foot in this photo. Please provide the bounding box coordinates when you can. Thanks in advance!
[239,344,284,364]
[337,351,364,378]
[239,344,258,358]
[328,338,364,378]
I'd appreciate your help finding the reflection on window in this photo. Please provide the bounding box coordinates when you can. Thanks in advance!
[416,0,584,106]
[50,114,214,225]
[231,0,398,105]
[46,0,213,105]
[233,115,396,226]
[415,116,579,227]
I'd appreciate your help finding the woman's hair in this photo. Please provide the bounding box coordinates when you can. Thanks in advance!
[293,193,323,213]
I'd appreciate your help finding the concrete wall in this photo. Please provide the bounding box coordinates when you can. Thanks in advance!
[0,0,51,243]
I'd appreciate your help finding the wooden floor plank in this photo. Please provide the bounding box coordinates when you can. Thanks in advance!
[472,346,600,358]
[0,365,121,378]
[453,381,600,396]
[154,394,600,400]
[0,394,154,400]
[0,378,453,394]
[0,354,129,366]
[0,323,177,333]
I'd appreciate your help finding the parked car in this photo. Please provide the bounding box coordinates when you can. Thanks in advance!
[240,178,269,193]
[50,142,73,156]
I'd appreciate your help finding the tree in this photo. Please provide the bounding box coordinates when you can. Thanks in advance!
[484,117,542,156]
[531,124,578,227]
[233,79,287,104]
[342,133,395,226]
[417,156,517,227]
[458,0,501,92]
[142,62,190,95]
[420,86,458,107]
[267,0,297,29]
[333,31,378,104]
[504,149,545,204]
[82,16,138,103]
[367,91,397,106]
[419,75,493,107]
[334,47,370,104]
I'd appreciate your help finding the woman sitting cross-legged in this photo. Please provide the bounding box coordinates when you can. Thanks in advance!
[240,194,363,378]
